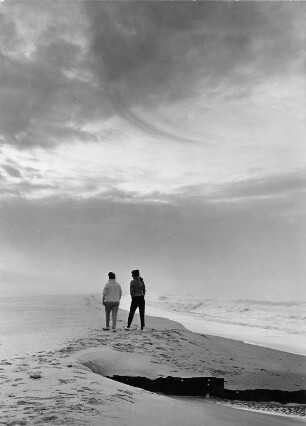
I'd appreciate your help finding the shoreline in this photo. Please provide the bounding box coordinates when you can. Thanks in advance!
[1,295,305,425]
[118,295,306,356]
[0,293,306,356]
[1,292,304,355]
[172,396,306,419]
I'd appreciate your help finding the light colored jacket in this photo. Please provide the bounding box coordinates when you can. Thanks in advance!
[103,280,122,303]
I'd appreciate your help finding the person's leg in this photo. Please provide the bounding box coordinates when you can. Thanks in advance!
[104,304,111,329]
[111,303,119,329]
[139,296,145,330]
[127,298,138,328]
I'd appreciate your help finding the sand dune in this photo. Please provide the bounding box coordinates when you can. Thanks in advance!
[0,296,305,425]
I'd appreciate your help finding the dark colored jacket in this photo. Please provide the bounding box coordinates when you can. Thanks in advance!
[130,277,146,297]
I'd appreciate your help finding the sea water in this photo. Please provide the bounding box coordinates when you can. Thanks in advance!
[120,294,306,355]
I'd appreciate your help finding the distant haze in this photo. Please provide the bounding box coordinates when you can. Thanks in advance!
[0,2,305,301]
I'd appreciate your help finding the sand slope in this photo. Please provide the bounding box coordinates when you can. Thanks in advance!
[1,298,305,425]
[1,346,304,426]
[74,309,306,391]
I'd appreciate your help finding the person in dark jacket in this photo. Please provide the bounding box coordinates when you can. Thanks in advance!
[125,269,146,330]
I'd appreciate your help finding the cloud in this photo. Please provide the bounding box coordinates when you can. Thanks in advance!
[145,170,306,226]
[0,185,301,259]
[211,171,306,205]
[2,164,22,178]
[0,48,106,148]
[0,2,304,151]
[85,1,305,136]
[0,186,304,299]
[0,2,115,149]
[109,95,214,145]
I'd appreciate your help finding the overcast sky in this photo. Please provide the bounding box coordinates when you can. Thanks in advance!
[0,1,305,300]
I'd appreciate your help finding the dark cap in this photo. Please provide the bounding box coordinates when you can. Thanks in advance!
[131,269,140,277]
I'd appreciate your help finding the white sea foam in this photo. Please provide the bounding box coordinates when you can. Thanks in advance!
[120,294,306,355]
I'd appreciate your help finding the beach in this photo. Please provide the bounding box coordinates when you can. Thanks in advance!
[1,2,305,425]
[0,294,305,425]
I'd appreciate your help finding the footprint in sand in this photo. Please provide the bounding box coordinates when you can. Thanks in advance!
[39,415,58,422]
[83,397,105,405]
[58,378,75,384]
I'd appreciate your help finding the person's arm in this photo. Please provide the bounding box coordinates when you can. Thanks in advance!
[103,284,108,305]
[119,285,122,300]
[143,281,146,295]
[130,281,135,298]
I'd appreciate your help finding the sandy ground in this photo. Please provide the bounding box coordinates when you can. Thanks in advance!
[1,300,305,425]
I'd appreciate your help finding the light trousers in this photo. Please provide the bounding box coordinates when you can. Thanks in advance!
[104,302,119,329]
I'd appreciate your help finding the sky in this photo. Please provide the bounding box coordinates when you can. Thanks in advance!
[0,1,305,300]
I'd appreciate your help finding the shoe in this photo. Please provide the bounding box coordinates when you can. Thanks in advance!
[112,329,117,332]
[103,327,110,331]
[124,326,131,330]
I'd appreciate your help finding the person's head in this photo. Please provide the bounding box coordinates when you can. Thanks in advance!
[131,269,140,278]
[108,272,116,280]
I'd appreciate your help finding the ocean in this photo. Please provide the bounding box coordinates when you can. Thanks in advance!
[0,293,305,357]
[119,294,306,356]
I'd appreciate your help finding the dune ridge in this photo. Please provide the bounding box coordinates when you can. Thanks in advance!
[0,295,305,425]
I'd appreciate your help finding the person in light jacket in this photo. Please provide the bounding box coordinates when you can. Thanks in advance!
[102,272,122,331]
[125,269,146,331]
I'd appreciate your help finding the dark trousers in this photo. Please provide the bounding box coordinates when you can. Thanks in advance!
[127,296,145,329]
